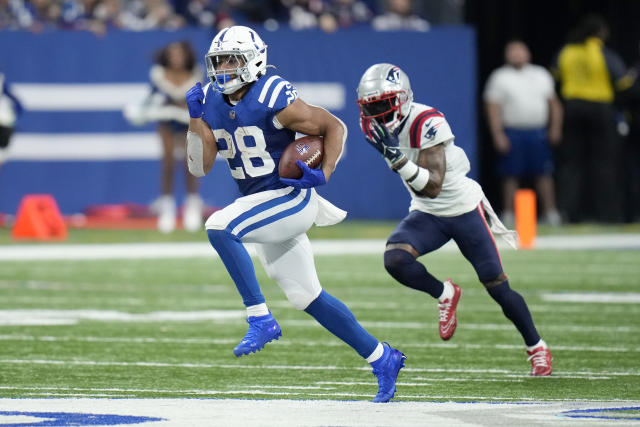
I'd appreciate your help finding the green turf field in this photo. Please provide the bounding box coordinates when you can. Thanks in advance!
[0,243,639,402]
[2,220,640,244]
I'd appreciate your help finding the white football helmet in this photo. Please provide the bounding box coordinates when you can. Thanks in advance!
[356,63,413,133]
[205,26,268,94]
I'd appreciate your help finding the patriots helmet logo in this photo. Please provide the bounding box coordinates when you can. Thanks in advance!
[386,67,401,84]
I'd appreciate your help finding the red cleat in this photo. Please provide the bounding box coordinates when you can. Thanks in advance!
[527,344,553,376]
[438,280,461,340]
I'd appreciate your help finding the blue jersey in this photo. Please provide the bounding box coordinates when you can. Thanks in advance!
[201,71,299,196]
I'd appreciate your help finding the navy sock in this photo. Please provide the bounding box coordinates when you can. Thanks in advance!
[384,249,444,299]
[487,281,540,346]
[304,290,378,358]
[207,229,265,307]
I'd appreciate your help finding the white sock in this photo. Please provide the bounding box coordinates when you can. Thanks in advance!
[246,303,269,318]
[366,342,384,363]
[438,280,453,302]
[527,339,546,352]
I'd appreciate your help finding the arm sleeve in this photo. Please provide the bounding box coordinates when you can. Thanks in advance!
[542,68,556,99]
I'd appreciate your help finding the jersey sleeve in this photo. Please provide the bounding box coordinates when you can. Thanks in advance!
[257,76,299,113]
[409,109,454,150]
[539,67,556,99]
[483,70,505,103]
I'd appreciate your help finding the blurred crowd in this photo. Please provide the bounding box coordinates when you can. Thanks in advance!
[0,0,464,34]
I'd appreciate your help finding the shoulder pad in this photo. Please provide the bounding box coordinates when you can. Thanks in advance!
[409,108,444,148]
[256,75,298,110]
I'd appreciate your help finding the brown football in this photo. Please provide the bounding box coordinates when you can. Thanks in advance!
[278,135,324,179]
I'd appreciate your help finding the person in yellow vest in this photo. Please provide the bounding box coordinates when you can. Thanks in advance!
[552,15,632,223]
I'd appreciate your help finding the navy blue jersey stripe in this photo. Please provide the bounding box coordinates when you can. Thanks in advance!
[410,110,443,148]
[226,188,301,233]
[236,189,311,238]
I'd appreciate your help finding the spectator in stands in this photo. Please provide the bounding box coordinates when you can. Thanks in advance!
[0,71,23,171]
[372,0,429,32]
[320,0,373,32]
[282,0,324,30]
[60,0,103,32]
[552,15,632,223]
[181,0,221,29]
[0,0,14,29]
[484,40,563,227]
[119,0,185,30]
[123,41,204,233]
[17,0,63,31]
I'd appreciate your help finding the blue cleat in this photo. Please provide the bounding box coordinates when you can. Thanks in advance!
[233,313,282,357]
[370,342,406,403]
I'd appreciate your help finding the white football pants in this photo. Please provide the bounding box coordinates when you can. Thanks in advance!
[205,187,345,309]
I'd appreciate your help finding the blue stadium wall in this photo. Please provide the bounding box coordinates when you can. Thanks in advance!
[0,27,476,219]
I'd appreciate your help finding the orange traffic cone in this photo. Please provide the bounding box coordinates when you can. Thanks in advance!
[11,194,67,240]
[514,189,536,249]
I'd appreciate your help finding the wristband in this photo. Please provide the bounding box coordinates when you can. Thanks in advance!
[408,167,430,191]
[394,159,430,191]
[394,159,418,180]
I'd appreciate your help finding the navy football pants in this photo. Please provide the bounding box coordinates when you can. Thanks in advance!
[388,205,503,283]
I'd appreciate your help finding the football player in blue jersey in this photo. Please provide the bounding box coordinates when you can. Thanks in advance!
[184,26,405,402]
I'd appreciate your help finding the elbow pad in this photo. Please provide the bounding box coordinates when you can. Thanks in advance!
[187,131,205,177]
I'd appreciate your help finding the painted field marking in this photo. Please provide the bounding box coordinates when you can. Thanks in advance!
[1,235,639,261]
[0,334,637,354]
[2,386,640,404]
[3,398,640,427]
[0,309,640,334]
[0,359,637,377]
[541,292,640,303]
[0,309,636,334]
[0,309,243,325]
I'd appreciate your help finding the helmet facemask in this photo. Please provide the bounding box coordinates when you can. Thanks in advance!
[206,51,253,94]
[357,90,410,133]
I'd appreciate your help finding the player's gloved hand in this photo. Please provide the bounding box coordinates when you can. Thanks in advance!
[186,82,204,119]
[279,160,327,189]
[364,119,405,167]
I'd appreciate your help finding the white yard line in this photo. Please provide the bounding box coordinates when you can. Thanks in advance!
[0,234,639,261]
[2,397,640,427]
[0,309,637,333]
[0,358,637,377]
[0,334,637,353]
[0,386,637,400]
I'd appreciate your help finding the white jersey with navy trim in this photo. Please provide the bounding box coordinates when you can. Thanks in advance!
[396,102,484,217]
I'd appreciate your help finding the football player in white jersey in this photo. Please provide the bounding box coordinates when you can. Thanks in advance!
[356,63,552,376]
[185,27,405,402]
